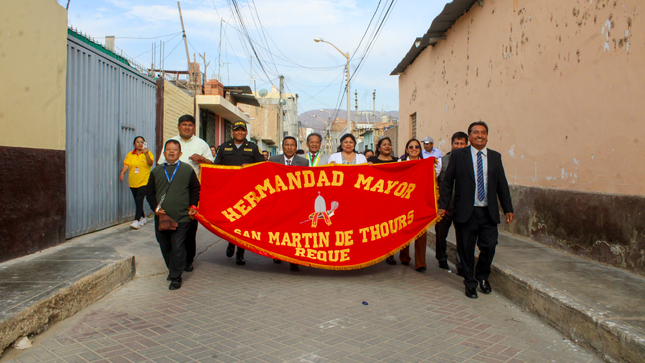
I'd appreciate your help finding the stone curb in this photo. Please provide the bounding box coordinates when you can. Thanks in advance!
[0,256,135,354]
[427,231,645,363]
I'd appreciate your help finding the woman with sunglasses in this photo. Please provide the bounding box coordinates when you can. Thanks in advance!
[385,138,428,271]
[367,137,398,164]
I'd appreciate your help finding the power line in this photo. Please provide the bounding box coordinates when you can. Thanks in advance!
[115,31,183,40]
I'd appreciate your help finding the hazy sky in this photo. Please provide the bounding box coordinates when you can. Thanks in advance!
[59,0,447,113]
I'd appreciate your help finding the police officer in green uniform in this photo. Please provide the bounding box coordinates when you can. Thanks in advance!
[214,120,265,265]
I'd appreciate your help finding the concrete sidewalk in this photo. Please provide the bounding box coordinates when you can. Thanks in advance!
[0,220,218,355]
[2,232,602,363]
[428,228,645,363]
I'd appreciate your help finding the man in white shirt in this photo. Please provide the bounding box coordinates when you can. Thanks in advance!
[422,136,444,159]
[158,114,213,273]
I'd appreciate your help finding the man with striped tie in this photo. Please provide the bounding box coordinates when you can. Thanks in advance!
[438,121,514,299]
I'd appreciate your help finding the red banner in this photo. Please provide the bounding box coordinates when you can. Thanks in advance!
[195,159,439,270]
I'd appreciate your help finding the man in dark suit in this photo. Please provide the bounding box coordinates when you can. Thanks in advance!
[269,136,308,271]
[438,121,513,299]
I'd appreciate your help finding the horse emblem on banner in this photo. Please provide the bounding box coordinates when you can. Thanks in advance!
[301,192,339,227]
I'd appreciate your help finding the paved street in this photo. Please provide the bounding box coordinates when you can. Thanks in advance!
[4,236,602,363]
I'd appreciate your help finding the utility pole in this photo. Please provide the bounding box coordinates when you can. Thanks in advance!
[218,19,223,82]
[278,75,284,150]
[373,89,376,123]
[177,2,193,92]
[199,52,210,95]
[354,89,358,125]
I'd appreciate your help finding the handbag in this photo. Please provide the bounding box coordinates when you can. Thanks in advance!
[158,213,178,231]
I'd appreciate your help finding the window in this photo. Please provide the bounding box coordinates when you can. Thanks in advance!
[410,112,417,139]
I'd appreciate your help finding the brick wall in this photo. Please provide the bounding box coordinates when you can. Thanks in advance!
[163,80,194,143]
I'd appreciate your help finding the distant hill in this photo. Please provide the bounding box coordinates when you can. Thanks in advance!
[298,109,399,134]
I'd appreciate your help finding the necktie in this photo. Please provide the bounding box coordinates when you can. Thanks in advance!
[477,151,485,202]
[286,159,291,166]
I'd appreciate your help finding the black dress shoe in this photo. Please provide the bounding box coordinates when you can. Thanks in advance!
[184,264,194,272]
[273,259,282,264]
[479,280,492,294]
[401,261,410,266]
[415,266,426,273]
[465,287,478,299]
[385,256,397,265]
[226,244,235,258]
[438,261,450,270]
[236,256,246,265]
[290,263,300,272]
[169,277,182,290]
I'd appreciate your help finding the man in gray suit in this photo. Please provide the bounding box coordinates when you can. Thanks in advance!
[304,133,329,166]
[268,136,307,271]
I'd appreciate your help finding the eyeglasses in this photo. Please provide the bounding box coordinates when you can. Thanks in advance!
[407,145,421,150]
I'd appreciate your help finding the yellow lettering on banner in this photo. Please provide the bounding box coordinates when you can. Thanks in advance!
[402,183,416,199]
[398,215,408,228]
[354,174,373,190]
[340,248,350,262]
[316,250,328,262]
[255,178,276,198]
[388,219,399,233]
[384,180,399,194]
[302,233,312,248]
[269,232,279,244]
[313,232,318,247]
[331,171,344,186]
[287,172,302,190]
[222,208,242,222]
[281,233,291,246]
[234,229,241,234]
[234,200,251,215]
[295,248,305,256]
[359,227,369,243]
[291,233,302,247]
[302,170,315,187]
[393,182,408,197]
[252,231,261,240]
[243,230,250,237]
[317,232,329,248]
[334,231,345,246]
[243,191,262,207]
[380,222,390,238]
[307,249,317,259]
[328,250,339,262]
[369,224,381,241]
[274,175,288,192]
[370,179,385,193]
[344,230,354,246]
[407,210,414,224]
[317,170,331,187]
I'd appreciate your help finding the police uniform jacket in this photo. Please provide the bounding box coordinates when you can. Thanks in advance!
[213,140,265,166]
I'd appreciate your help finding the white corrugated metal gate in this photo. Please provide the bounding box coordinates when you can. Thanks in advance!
[66,34,156,238]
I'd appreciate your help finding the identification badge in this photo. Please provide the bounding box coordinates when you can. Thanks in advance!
[224,147,233,151]
[134,167,139,174]
[244,148,253,152]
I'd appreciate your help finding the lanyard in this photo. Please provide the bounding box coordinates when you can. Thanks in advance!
[307,152,320,166]
[163,161,181,184]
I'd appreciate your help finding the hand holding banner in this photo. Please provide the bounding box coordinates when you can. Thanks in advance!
[195,159,440,270]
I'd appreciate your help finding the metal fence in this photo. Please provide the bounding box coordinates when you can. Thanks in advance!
[66,34,156,239]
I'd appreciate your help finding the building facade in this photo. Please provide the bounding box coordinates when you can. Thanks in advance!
[393,0,645,275]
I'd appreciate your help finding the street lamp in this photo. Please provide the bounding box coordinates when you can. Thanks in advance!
[314,37,352,134]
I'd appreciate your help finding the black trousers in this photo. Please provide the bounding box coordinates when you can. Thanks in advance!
[454,207,498,289]
[130,187,147,220]
[155,220,190,279]
[434,211,453,262]
[185,218,198,265]
[228,242,245,257]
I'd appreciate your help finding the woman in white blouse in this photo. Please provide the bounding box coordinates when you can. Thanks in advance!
[328,133,368,165]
